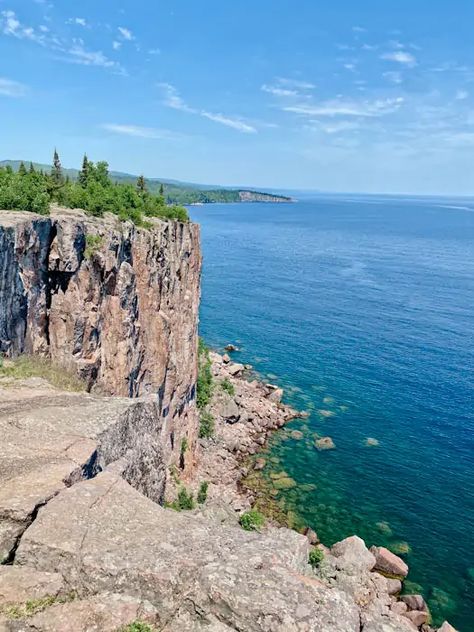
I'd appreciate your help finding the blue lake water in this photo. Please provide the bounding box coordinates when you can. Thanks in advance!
[190,196,474,630]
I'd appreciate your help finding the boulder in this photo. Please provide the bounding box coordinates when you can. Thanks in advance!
[224,344,239,352]
[404,610,429,627]
[370,546,409,578]
[303,527,320,545]
[0,567,65,606]
[315,436,336,451]
[391,601,408,615]
[438,622,457,632]
[219,396,240,423]
[386,578,402,595]
[222,353,231,364]
[253,458,266,471]
[291,430,303,440]
[331,535,376,571]
[401,595,428,612]
[228,363,245,377]
[266,387,284,403]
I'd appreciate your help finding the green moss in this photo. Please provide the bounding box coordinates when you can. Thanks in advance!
[239,510,265,531]
[119,622,156,632]
[1,592,76,620]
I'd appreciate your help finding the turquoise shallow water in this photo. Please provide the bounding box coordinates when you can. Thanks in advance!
[190,196,474,630]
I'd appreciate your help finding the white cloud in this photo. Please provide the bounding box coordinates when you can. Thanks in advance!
[276,77,315,90]
[148,48,161,55]
[101,124,176,139]
[158,83,257,133]
[112,41,121,50]
[261,84,298,97]
[381,51,417,67]
[352,26,367,33]
[201,111,256,134]
[67,45,120,70]
[284,97,404,118]
[67,17,87,27]
[455,90,468,100]
[1,9,46,44]
[118,26,133,41]
[0,77,27,97]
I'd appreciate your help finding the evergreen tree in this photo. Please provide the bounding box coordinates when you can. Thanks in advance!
[29,162,35,174]
[137,175,147,194]
[51,149,63,186]
[78,154,90,188]
[159,183,164,196]
[18,161,27,176]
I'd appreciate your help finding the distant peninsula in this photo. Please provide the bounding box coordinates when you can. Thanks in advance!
[0,160,292,206]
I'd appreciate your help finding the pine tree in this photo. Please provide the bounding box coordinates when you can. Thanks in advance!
[137,175,146,194]
[51,149,63,185]
[18,161,27,176]
[78,154,90,188]
[159,183,164,196]
[29,162,35,174]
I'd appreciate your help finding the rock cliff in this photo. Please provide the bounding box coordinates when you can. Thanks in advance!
[0,207,201,472]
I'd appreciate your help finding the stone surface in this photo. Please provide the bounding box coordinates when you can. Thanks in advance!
[404,610,429,626]
[438,622,457,632]
[0,567,64,606]
[16,472,361,632]
[303,527,319,545]
[227,363,245,376]
[401,594,428,612]
[385,578,402,595]
[331,535,376,571]
[370,546,409,578]
[0,208,201,474]
[0,380,166,561]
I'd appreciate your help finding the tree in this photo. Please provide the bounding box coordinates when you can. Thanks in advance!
[78,154,90,188]
[18,161,27,176]
[136,175,147,194]
[29,162,35,174]
[159,183,164,196]
[51,149,63,186]
[94,161,110,187]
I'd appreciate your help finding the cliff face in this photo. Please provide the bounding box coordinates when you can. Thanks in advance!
[0,207,201,471]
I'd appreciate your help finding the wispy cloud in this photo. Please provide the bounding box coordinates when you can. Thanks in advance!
[1,9,47,44]
[381,50,417,67]
[261,84,298,97]
[283,97,404,118]
[158,83,257,133]
[276,77,315,90]
[383,71,403,84]
[67,17,88,27]
[455,90,469,100]
[117,26,133,41]
[0,77,27,97]
[101,124,178,139]
[67,45,121,71]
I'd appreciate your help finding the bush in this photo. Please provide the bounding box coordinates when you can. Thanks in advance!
[199,411,215,438]
[197,481,209,504]
[221,378,235,396]
[196,339,213,409]
[119,623,155,632]
[169,487,195,511]
[308,547,324,568]
[239,510,265,531]
[84,234,103,259]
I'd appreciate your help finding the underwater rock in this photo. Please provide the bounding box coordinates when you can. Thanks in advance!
[291,430,304,440]
[366,437,379,446]
[253,458,266,471]
[273,476,297,490]
[315,436,336,451]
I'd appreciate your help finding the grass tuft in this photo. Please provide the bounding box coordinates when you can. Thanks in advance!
[0,356,86,392]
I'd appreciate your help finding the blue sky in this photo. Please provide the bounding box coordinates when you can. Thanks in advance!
[1,0,473,194]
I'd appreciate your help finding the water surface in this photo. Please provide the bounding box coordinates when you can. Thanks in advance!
[191,195,474,630]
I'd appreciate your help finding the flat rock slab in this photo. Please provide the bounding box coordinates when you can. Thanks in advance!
[16,472,360,632]
[0,567,64,606]
[0,383,164,562]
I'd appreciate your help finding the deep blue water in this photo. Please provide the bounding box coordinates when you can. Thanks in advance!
[191,196,474,630]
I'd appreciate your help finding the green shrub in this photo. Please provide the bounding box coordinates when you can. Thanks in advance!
[199,410,215,438]
[196,338,213,409]
[119,622,155,632]
[197,481,209,504]
[239,510,265,531]
[221,378,235,396]
[84,234,103,259]
[169,487,195,511]
[308,547,324,568]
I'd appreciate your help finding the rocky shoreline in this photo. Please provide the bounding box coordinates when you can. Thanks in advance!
[179,348,457,632]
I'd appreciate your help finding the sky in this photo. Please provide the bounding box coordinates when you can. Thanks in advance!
[1,0,473,195]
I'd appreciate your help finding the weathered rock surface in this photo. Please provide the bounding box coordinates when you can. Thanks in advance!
[370,546,409,578]
[0,208,201,471]
[0,379,165,562]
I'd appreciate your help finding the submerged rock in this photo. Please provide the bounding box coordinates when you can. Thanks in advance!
[315,436,336,451]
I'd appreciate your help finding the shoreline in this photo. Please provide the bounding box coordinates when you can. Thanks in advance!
[171,347,458,632]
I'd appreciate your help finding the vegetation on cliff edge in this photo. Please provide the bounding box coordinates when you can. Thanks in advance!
[0,151,188,224]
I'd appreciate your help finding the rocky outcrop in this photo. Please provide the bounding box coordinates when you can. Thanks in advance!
[0,207,201,472]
